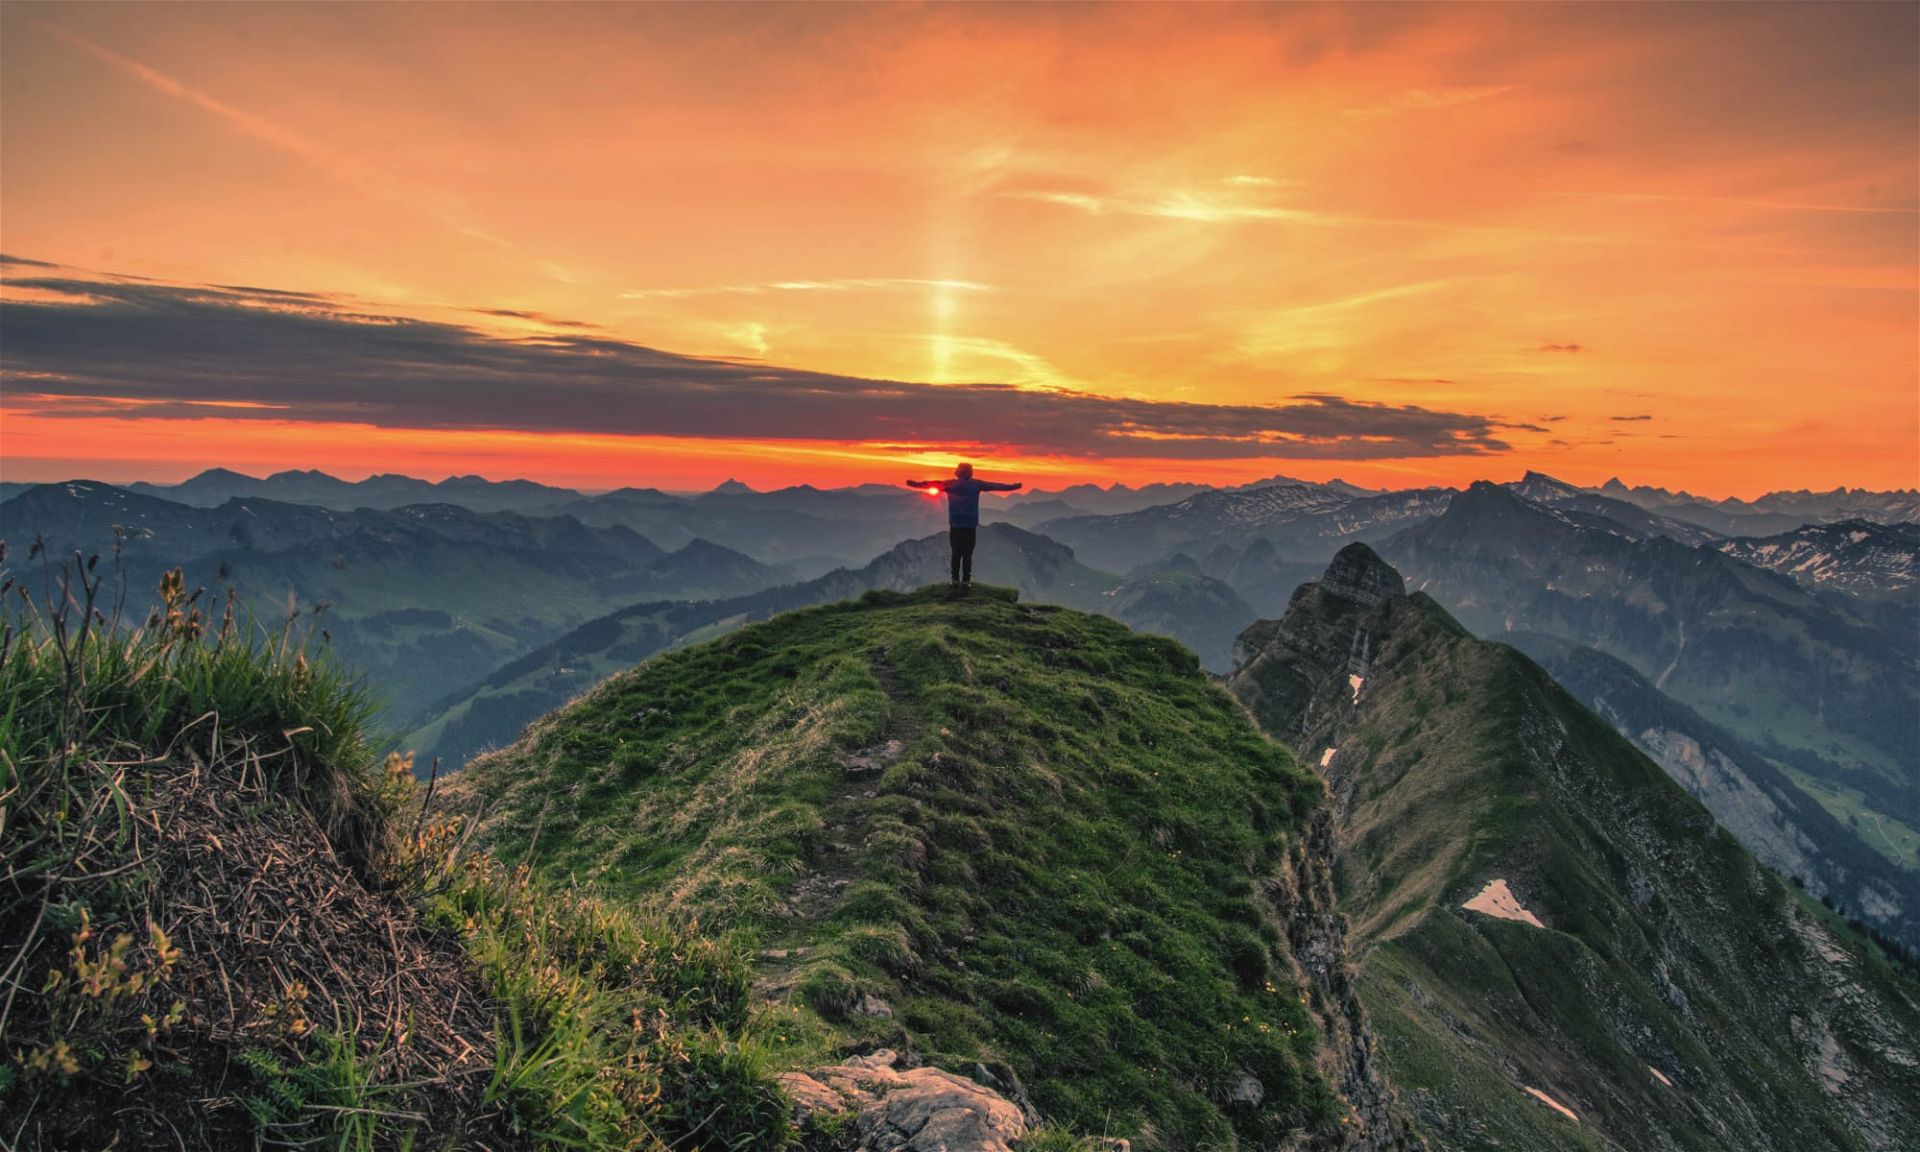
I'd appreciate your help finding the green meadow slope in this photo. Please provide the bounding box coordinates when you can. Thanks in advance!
[447,586,1415,1149]
[1228,545,1920,1152]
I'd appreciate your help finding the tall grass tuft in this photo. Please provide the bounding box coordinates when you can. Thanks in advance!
[2,550,390,885]
[1,547,794,1150]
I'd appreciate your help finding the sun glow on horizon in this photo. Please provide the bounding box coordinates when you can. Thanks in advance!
[0,3,1914,495]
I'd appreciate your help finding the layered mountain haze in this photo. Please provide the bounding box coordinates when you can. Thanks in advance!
[0,480,792,718]
[1597,481,1920,539]
[1095,564,1257,672]
[1378,482,1919,852]
[1120,540,1327,624]
[1505,472,1726,546]
[1038,485,1456,573]
[1227,545,1920,1151]
[124,468,584,514]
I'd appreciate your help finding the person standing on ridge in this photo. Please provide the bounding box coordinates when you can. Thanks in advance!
[905,463,1022,589]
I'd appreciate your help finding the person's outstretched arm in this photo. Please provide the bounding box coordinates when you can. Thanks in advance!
[981,480,1023,492]
[905,479,940,489]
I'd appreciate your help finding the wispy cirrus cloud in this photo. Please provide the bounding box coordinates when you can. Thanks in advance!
[620,278,992,300]
[1561,191,1920,216]
[34,22,519,254]
[1345,84,1521,120]
[0,271,1513,461]
[469,307,600,329]
[1003,189,1333,225]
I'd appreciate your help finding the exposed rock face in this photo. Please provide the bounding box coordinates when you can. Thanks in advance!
[1320,542,1407,607]
[780,1050,1029,1152]
[1270,806,1428,1151]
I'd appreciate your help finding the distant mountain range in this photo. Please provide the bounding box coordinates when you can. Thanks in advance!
[0,480,791,719]
[1037,483,1456,570]
[1599,477,1920,536]
[1507,470,1726,545]
[1716,519,1919,598]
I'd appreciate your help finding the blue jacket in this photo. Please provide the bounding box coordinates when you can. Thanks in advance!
[912,477,1020,527]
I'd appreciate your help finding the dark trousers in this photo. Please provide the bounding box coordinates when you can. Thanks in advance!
[949,526,977,583]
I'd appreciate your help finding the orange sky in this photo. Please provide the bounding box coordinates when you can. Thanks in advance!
[2,2,1915,496]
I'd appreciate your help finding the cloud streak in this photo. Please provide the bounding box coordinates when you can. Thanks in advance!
[1003,189,1334,225]
[1345,84,1521,120]
[35,21,515,252]
[0,273,1511,461]
[620,278,992,300]
[1563,191,1920,217]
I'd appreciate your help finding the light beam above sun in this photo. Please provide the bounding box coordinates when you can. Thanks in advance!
[1,2,1914,495]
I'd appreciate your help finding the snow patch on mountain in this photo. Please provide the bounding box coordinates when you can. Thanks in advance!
[1717,519,1918,595]
[1463,879,1544,928]
[1523,1086,1580,1123]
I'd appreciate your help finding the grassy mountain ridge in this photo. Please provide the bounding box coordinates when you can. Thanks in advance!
[1227,544,1920,1151]
[445,585,1415,1148]
[403,524,1122,768]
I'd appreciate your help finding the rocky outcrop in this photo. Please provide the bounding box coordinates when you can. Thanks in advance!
[1320,542,1406,607]
[1270,806,1428,1152]
[780,1050,1029,1152]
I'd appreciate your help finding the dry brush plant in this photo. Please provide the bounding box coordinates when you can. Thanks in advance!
[0,546,795,1151]
[0,547,501,1148]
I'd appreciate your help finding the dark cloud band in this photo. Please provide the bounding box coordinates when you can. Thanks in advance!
[0,272,1511,460]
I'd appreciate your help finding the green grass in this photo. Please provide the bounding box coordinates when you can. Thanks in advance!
[453,585,1341,1148]
[425,855,788,1151]
[236,1029,401,1152]
[1781,764,1920,869]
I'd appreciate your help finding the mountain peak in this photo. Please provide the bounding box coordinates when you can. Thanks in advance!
[184,466,257,483]
[1446,478,1542,520]
[712,478,754,495]
[1512,470,1583,499]
[1319,542,1405,607]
